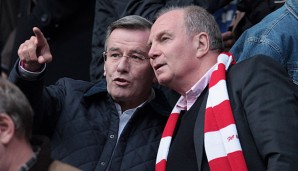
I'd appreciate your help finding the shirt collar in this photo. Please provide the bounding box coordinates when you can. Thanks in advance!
[18,147,40,171]
[177,64,216,111]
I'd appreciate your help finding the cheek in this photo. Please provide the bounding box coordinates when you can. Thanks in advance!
[104,66,114,88]
[104,63,117,77]
[133,67,154,82]
[105,76,112,94]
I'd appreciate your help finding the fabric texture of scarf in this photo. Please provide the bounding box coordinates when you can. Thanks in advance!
[155,52,248,171]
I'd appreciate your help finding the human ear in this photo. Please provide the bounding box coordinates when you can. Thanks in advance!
[103,65,106,77]
[194,32,209,58]
[0,113,15,145]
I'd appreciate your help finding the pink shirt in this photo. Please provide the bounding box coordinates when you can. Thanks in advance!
[176,65,216,111]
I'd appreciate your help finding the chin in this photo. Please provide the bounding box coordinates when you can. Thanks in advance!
[112,95,127,104]
[110,90,125,99]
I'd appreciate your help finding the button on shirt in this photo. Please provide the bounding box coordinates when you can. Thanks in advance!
[176,65,216,111]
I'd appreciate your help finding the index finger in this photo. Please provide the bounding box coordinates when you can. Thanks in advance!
[32,27,47,45]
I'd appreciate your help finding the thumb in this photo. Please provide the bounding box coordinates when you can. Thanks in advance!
[37,54,52,64]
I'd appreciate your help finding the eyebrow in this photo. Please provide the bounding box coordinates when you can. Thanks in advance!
[147,30,171,46]
[107,48,147,55]
[157,30,171,39]
[107,47,120,52]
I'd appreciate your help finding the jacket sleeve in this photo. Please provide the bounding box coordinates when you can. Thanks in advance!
[229,55,298,170]
[8,60,65,137]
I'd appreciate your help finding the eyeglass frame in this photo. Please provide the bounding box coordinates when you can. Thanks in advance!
[102,51,150,63]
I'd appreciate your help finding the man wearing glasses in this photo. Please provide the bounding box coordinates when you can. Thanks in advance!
[9,15,171,171]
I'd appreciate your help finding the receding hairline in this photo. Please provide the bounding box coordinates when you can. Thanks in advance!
[154,5,224,52]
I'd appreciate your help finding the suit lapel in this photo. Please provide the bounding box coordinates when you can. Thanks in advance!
[194,89,208,171]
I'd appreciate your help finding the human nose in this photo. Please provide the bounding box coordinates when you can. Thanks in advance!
[148,44,160,60]
[116,56,130,72]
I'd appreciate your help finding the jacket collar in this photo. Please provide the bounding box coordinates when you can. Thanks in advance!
[83,79,107,97]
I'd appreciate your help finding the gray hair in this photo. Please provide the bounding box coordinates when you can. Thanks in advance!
[0,78,33,141]
[104,15,152,51]
[156,5,224,52]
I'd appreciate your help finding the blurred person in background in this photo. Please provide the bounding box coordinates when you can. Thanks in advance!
[0,78,81,171]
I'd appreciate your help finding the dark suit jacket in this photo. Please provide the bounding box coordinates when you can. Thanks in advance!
[194,55,298,171]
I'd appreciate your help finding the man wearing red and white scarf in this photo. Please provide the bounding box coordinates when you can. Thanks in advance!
[148,5,298,171]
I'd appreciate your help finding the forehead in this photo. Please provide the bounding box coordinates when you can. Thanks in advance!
[107,28,150,51]
[150,10,185,39]
[157,9,184,23]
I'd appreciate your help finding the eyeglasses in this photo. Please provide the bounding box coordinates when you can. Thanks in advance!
[103,51,150,63]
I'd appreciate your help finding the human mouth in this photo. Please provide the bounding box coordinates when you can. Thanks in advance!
[113,78,130,86]
[154,63,164,71]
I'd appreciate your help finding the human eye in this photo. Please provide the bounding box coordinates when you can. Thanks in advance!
[159,33,171,43]
[130,54,145,61]
[161,36,170,41]
[109,52,122,59]
[147,42,152,49]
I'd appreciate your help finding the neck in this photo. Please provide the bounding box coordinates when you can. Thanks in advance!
[6,137,34,171]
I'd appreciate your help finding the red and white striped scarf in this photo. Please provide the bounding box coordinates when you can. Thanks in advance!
[155,52,248,171]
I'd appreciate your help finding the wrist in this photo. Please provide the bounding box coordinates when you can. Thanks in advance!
[20,60,43,72]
